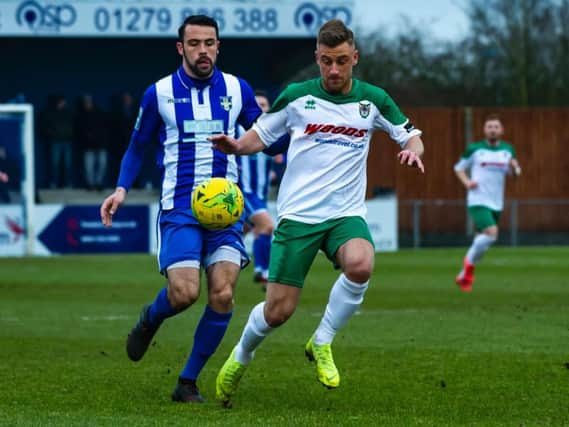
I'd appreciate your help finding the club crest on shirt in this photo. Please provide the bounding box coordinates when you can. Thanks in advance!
[220,96,232,111]
[359,100,371,118]
[304,99,316,110]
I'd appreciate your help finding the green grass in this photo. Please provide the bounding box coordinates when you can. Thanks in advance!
[1,247,568,426]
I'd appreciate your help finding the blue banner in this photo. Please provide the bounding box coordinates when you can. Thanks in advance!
[38,205,149,254]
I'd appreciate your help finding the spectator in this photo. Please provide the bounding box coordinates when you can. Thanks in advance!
[109,92,141,187]
[74,94,109,191]
[8,92,27,104]
[38,94,74,188]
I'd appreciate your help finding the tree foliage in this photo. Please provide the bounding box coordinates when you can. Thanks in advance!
[291,0,569,106]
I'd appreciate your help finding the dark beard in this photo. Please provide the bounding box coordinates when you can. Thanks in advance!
[184,53,214,79]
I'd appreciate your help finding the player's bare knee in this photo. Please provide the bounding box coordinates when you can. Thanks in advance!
[256,222,273,235]
[484,226,499,239]
[208,285,234,311]
[343,258,373,283]
[168,282,199,310]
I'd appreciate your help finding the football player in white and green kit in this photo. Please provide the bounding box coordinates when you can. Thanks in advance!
[209,19,425,406]
[454,115,522,291]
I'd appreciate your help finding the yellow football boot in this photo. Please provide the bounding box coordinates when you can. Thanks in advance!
[305,335,340,388]
[216,347,247,407]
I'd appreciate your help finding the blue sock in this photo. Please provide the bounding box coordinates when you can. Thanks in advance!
[254,233,272,272]
[180,305,232,381]
[147,287,177,327]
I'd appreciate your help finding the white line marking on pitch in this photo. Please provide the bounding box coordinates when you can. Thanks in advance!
[80,315,131,321]
[310,310,362,317]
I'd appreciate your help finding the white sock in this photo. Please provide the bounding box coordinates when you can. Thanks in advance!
[235,302,272,365]
[466,234,497,264]
[314,274,369,345]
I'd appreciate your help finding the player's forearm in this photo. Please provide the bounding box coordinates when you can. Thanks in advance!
[455,170,470,187]
[511,159,522,176]
[235,129,267,155]
[404,135,424,157]
[116,144,145,191]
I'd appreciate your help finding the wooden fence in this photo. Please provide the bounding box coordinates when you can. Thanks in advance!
[366,108,569,231]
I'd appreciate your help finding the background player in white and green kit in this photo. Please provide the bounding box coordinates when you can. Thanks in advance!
[454,115,522,291]
[210,19,425,406]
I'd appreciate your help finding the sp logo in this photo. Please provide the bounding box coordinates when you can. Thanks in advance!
[294,3,352,33]
[16,0,76,33]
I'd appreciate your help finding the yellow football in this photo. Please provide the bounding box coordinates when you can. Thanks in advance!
[191,178,244,230]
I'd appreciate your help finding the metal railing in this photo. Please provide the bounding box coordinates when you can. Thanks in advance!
[400,199,569,248]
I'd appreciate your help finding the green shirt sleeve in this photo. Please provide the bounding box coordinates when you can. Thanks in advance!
[461,143,479,159]
[364,83,407,125]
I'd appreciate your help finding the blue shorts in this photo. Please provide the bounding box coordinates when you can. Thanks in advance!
[157,208,249,274]
[243,192,268,222]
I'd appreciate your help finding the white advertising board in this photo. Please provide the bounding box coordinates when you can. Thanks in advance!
[242,196,398,255]
[0,0,353,38]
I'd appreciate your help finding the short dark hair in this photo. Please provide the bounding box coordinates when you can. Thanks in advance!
[317,19,354,48]
[254,89,269,99]
[485,114,502,123]
[178,15,219,41]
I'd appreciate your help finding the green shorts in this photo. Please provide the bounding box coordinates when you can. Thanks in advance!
[468,206,502,231]
[268,216,374,288]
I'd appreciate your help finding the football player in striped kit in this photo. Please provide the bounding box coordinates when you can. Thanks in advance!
[100,15,262,402]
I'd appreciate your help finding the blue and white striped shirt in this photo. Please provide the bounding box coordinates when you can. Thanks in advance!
[236,152,272,201]
[117,66,261,210]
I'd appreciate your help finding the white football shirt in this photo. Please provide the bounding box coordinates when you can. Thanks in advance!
[454,141,516,211]
[253,78,422,224]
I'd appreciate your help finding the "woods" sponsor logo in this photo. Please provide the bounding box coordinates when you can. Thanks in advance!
[304,123,367,138]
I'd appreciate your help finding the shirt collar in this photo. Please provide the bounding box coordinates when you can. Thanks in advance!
[176,65,220,90]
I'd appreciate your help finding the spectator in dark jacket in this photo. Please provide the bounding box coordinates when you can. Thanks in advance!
[74,94,109,190]
[39,94,74,188]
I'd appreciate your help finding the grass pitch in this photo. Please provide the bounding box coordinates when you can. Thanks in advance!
[1,247,568,426]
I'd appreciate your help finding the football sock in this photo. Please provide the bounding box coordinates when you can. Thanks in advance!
[466,234,497,264]
[314,274,369,345]
[235,302,272,365]
[180,305,232,381]
[253,234,271,273]
[147,287,178,327]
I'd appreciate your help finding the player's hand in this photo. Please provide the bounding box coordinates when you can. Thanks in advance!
[0,172,8,183]
[100,187,127,227]
[510,159,522,177]
[466,180,478,190]
[397,150,425,173]
[209,134,239,154]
